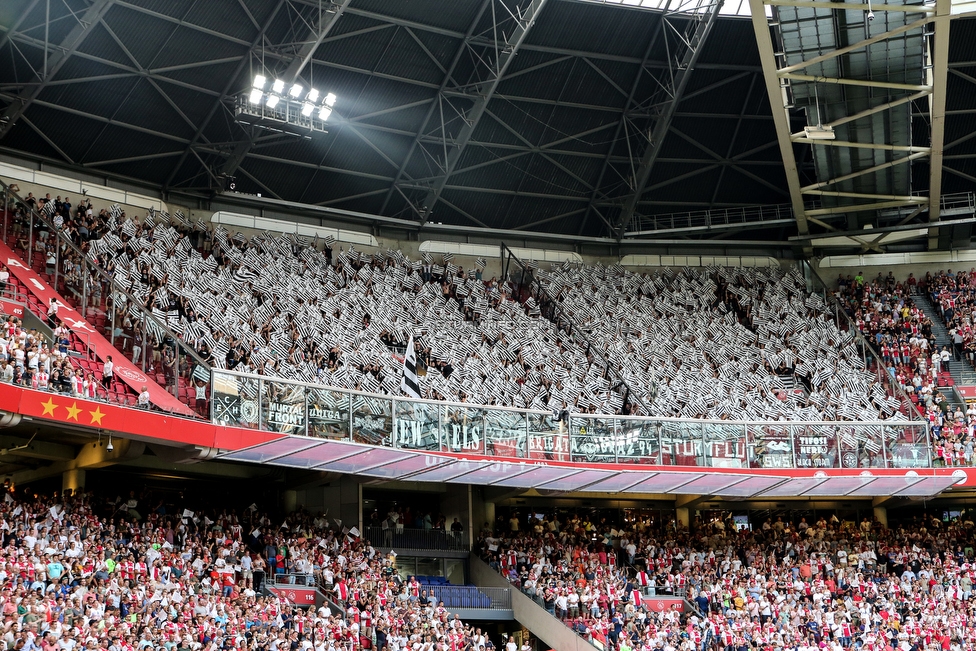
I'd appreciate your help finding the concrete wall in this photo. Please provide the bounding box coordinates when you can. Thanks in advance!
[470,556,601,651]
[0,160,185,218]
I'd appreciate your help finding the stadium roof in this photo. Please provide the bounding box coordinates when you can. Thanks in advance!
[0,0,975,244]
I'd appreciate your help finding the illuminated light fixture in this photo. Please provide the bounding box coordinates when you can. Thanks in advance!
[266,94,280,109]
[272,79,285,94]
[252,74,267,90]
[306,88,320,103]
[248,88,263,104]
[325,93,337,107]
[289,83,303,98]
[301,102,314,117]
[318,106,333,121]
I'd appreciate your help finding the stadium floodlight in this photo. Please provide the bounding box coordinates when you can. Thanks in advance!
[236,82,334,134]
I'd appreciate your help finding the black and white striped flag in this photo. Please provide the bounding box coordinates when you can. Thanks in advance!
[400,334,422,399]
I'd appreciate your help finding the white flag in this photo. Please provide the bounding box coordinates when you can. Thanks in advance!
[400,334,422,399]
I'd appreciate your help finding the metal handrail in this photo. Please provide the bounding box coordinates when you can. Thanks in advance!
[500,242,652,415]
[365,526,468,551]
[211,366,925,428]
[0,179,210,372]
[801,260,924,423]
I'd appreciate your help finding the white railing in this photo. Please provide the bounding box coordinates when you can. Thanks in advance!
[211,368,932,471]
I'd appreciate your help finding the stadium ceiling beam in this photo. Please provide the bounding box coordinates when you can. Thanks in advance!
[111,1,252,47]
[219,0,353,179]
[0,0,118,140]
[163,0,289,191]
[407,0,551,224]
[612,0,726,240]
[0,91,191,144]
[578,8,702,238]
[0,0,42,54]
[0,30,224,97]
[928,0,951,250]
[669,126,789,197]
[748,0,809,240]
[378,0,493,217]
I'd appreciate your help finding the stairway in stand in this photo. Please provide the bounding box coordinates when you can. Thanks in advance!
[914,292,976,402]
[0,218,194,415]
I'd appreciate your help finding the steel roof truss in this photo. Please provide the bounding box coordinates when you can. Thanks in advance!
[0,0,119,141]
[393,0,552,224]
[613,0,726,240]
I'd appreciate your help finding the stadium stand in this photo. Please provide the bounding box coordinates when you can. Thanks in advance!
[0,487,494,651]
[479,511,976,651]
[0,193,917,423]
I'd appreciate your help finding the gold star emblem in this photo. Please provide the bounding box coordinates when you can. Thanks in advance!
[64,402,82,421]
[40,398,58,417]
[89,407,105,426]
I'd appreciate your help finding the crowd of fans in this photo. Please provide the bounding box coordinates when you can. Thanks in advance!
[0,313,98,396]
[1,193,918,423]
[536,263,899,421]
[835,270,976,467]
[0,486,495,651]
[480,510,976,651]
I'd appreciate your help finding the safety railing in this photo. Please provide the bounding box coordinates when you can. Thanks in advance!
[425,585,511,610]
[800,260,923,423]
[624,201,824,236]
[365,526,468,551]
[269,573,316,587]
[212,368,933,470]
[0,179,211,409]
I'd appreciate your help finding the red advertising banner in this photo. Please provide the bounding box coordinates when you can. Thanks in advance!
[0,240,194,415]
[957,386,976,402]
[0,383,282,451]
[0,298,24,317]
[269,586,317,607]
[644,597,684,613]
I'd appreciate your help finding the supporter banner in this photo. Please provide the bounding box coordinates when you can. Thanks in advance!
[261,379,306,435]
[394,400,440,451]
[0,298,24,317]
[0,240,194,416]
[440,405,486,453]
[527,413,570,462]
[308,387,350,439]
[352,394,393,446]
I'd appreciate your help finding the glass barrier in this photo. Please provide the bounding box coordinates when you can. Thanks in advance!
[210,370,938,469]
[394,400,440,451]
[308,387,350,440]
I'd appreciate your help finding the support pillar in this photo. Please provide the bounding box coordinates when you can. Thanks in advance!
[675,494,708,532]
[441,484,473,546]
[339,475,362,534]
[873,506,888,529]
[676,507,691,530]
[283,490,298,514]
[62,468,85,494]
